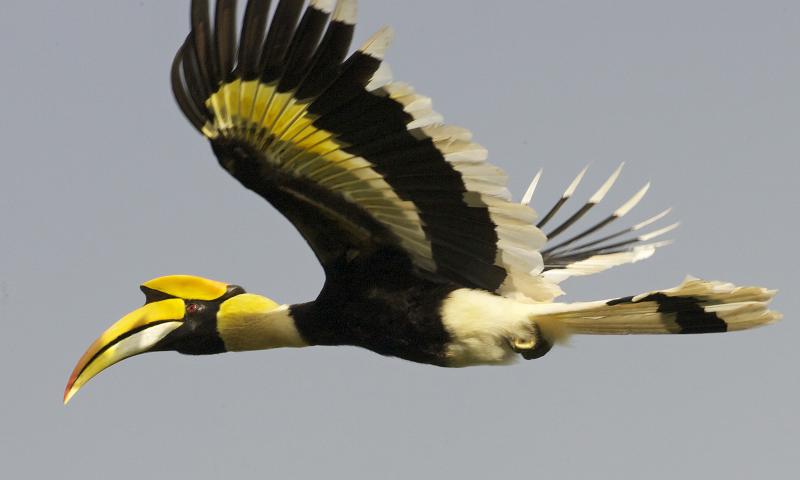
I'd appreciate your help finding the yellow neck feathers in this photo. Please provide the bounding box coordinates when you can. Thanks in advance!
[216,294,308,352]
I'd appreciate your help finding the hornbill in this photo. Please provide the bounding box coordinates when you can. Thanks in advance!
[64,0,780,404]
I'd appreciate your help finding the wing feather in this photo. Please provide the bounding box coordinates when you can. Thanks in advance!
[525,166,675,283]
[173,0,549,298]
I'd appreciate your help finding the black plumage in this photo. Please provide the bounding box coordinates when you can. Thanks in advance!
[295,13,354,100]
[277,3,330,92]
[171,41,207,130]
[237,0,271,79]
[260,0,304,83]
[292,248,457,365]
[214,0,238,83]
[190,0,220,91]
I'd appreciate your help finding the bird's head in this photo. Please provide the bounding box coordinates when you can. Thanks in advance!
[63,275,287,404]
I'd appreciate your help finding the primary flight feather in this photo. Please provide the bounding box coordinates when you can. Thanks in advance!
[64,0,779,403]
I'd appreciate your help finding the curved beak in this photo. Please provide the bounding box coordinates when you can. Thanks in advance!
[63,299,185,404]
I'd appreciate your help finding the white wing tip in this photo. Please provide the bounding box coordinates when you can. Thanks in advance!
[365,61,393,91]
[588,163,624,204]
[639,222,679,242]
[333,0,357,24]
[613,182,650,217]
[633,207,672,230]
[564,165,589,198]
[521,169,543,206]
[311,0,336,14]
[360,26,395,59]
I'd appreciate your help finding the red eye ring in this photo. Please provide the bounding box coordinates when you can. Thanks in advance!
[186,303,200,314]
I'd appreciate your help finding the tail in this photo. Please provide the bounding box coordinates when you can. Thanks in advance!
[533,277,780,338]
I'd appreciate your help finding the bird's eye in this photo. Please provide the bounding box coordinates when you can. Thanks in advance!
[186,303,200,314]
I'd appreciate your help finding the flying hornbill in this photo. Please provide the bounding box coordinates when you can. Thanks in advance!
[64,0,780,404]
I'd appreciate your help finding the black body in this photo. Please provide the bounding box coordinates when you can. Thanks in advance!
[292,248,458,366]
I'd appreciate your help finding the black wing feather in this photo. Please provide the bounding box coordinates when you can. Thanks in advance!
[214,0,238,82]
[190,0,219,91]
[172,0,547,298]
[237,0,271,79]
[171,42,207,131]
[278,3,330,92]
[296,15,354,100]
[260,0,305,83]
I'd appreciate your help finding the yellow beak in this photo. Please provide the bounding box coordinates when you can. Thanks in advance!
[63,299,186,404]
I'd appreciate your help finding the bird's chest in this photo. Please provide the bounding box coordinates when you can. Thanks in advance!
[294,278,458,365]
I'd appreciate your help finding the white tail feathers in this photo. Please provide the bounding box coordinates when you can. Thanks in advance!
[531,277,781,337]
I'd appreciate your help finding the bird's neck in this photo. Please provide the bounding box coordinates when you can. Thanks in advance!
[216,294,309,351]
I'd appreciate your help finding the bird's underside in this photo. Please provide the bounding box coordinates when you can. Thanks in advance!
[64,0,779,403]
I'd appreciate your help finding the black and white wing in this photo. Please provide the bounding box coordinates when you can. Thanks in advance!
[172,0,556,299]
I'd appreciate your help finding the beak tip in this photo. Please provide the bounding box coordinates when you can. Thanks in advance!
[63,372,79,405]
[63,385,75,405]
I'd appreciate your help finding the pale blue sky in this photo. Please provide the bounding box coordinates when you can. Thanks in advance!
[1,1,797,478]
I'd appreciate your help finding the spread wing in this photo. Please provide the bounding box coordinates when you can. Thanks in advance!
[171,0,551,298]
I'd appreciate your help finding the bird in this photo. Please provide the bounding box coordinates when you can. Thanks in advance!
[64,0,780,404]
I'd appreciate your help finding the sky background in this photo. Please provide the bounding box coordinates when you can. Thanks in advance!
[1,1,797,478]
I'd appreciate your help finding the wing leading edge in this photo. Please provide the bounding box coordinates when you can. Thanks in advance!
[172,0,559,300]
